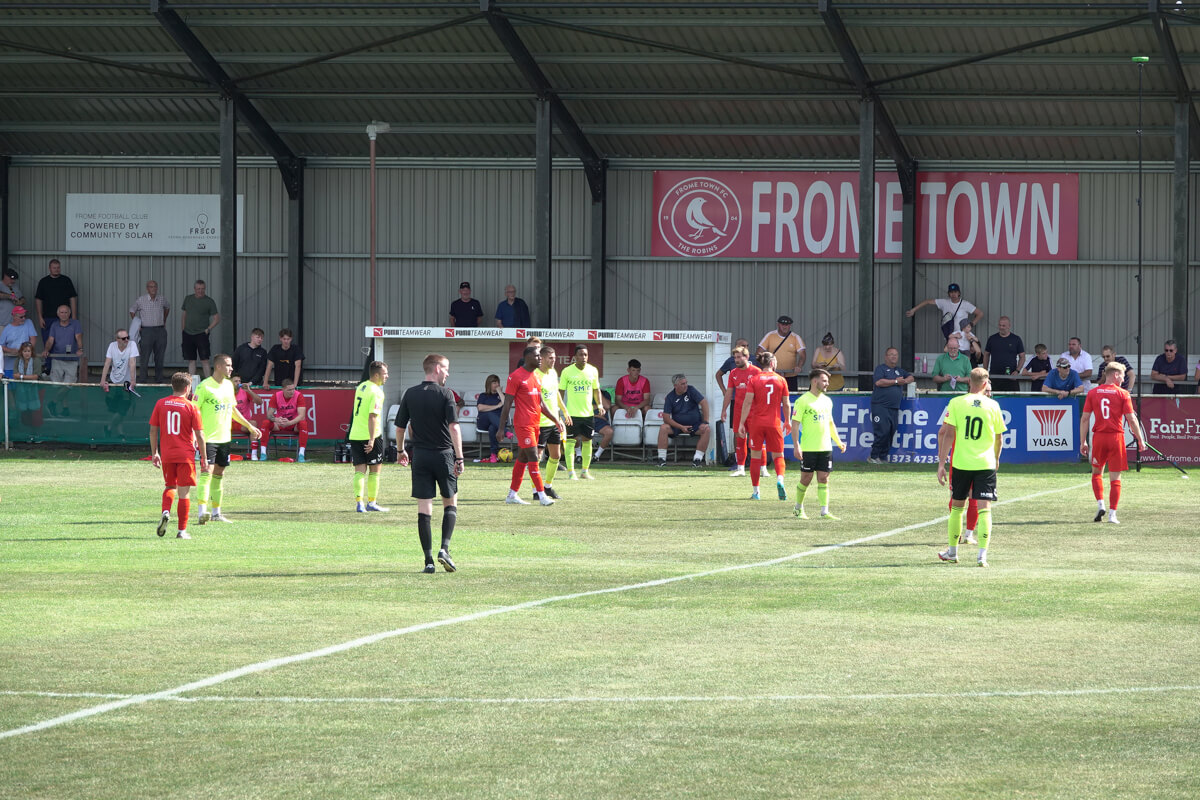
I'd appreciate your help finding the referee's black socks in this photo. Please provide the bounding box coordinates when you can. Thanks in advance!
[441,506,457,551]
[418,513,433,560]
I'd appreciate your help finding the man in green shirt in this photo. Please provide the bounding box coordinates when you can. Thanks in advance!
[936,367,1007,567]
[536,346,572,499]
[932,337,972,392]
[558,345,603,481]
[350,360,389,512]
[789,368,846,520]
[180,279,219,377]
[195,353,260,524]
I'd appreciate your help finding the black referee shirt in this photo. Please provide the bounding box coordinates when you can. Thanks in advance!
[396,381,457,451]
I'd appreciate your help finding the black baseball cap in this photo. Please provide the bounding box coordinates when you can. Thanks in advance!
[2,268,16,280]
[947,283,961,293]
[459,281,471,289]
[777,315,793,325]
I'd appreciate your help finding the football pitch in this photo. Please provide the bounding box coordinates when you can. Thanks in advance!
[1,452,1198,799]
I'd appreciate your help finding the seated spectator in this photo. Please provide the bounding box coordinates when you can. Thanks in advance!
[263,328,304,388]
[264,378,309,462]
[810,332,847,391]
[614,359,652,416]
[475,374,505,462]
[933,337,972,391]
[232,327,269,385]
[1021,344,1052,392]
[1150,339,1189,394]
[1043,358,1086,399]
[2,306,38,378]
[946,322,983,367]
[592,389,615,461]
[654,374,710,468]
[42,304,83,384]
[494,284,531,328]
[232,376,269,460]
[10,341,44,429]
[449,281,484,327]
[1099,345,1135,392]
[1059,337,1094,390]
[715,338,751,393]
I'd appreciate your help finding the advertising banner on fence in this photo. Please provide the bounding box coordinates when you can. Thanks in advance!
[1140,396,1200,465]
[66,194,245,253]
[780,394,1080,464]
[652,171,1079,261]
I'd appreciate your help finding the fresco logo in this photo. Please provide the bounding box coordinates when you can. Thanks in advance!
[1027,405,1072,451]
[657,177,742,257]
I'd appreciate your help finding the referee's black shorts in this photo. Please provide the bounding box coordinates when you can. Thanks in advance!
[411,448,457,500]
[950,467,998,502]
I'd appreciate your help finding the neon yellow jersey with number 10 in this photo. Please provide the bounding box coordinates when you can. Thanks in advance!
[350,380,384,441]
[945,392,1007,471]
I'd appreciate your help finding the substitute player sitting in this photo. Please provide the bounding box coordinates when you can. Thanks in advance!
[231,376,268,461]
[737,352,790,501]
[936,368,1006,567]
[1080,361,1146,524]
[720,344,761,477]
[264,378,309,462]
[149,372,207,539]
[790,368,846,519]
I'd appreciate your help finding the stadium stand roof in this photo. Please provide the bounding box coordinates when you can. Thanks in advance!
[0,0,1198,163]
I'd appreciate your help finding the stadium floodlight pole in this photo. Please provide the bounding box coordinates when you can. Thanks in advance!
[1132,56,1148,471]
[366,121,391,328]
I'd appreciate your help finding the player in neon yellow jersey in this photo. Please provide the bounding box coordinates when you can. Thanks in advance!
[789,368,845,519]
[558,345,603,480]
[350,360,389,512]
[937,367,1007,567]
[195,353,261,524]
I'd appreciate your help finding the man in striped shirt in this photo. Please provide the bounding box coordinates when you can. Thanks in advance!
[129,280,171,383]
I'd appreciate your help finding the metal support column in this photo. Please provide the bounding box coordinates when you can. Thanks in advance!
[857,100,876,391]
[534,98,553,328]
[1172,102,1191,358]
[589,161,607,328]
[899,170,918,371]
[0,155,9,273]
[219,96,238,355]
[288,158,305,343]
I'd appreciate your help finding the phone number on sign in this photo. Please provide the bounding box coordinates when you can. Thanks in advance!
[886,455,940,464]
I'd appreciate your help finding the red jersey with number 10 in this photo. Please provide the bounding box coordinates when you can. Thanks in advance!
[745,371,789,426]
[1083,383,1133,434]
[505,366,544,428]
[150,395,203,462]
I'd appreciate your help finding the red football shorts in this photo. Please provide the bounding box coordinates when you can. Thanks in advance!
[1090,432,1128,472]
[748,421,784,453]
[162,460,197,487]
[516,424,540,449]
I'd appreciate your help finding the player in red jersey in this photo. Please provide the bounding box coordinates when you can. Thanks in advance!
[499,344,565,506]
[264,378,309,462]
[231,376,268,460]
[149,371,208,539]
[737,352,792,500]
[719,345,763,477]
[1080,361,1146,524]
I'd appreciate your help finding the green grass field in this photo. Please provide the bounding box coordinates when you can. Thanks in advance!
[1,451,1198,799]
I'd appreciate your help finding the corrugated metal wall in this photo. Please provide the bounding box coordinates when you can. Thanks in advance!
[6,158,1197,383]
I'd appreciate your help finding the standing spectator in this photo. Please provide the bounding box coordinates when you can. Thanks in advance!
[1099,345,1135,392]
[868,347,914,464]
[0,267,25,320]
[263,328,304,388]
[906,282,983,341]
[11,341,44,429]
[475,374,505,463]
[715,338,751,393]
[99,328,139,438]
[180,279,219,377]
[1,306,38,378]
[232,327,268,385]
[1021,344,1052,392]
[494,284,531,328]
[34,258,78,345]
[983,316,1025,391]
[1059,337,1094,391]
[449,281,484,328]
[128,280,170,383]
[614,359,652,416]
[654,374,710,468]
[757,315,806,391]
[1042,358,1086,399]
[933,337,973,392]
[810,332,847,391]
[1150,339,1189,394]
[42,304,83,384]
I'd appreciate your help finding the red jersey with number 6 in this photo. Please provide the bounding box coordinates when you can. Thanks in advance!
[1083,383,1133,434]
[745,371,789,427]
[150,395,203,462]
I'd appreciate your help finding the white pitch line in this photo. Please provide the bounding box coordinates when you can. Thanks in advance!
[0,480,1087,742]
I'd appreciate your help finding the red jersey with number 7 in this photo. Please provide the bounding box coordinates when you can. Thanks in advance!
[1083,383,1133,434]
[745,372,789,427]
[150,395,204,462]
[505,366,544,428]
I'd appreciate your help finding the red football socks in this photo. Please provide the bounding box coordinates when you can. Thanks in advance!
[177,498,190,530]
[162,488,176,513]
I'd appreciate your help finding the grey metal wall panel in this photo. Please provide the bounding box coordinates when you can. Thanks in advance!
[1078,171,1172,264]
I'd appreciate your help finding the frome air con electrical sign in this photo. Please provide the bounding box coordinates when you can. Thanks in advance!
[651,171,1079,261]
[65,194,245,254]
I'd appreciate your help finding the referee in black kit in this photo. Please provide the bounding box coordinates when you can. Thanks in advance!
[396,353,465,574]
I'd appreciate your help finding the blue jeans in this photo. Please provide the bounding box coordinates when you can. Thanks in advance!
[477,409,502,454]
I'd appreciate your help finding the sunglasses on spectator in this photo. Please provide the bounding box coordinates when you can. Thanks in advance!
[117,336,129,341]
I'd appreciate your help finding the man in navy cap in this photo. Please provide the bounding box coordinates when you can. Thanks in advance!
[449,281,484,328]
[906,283,983,342]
